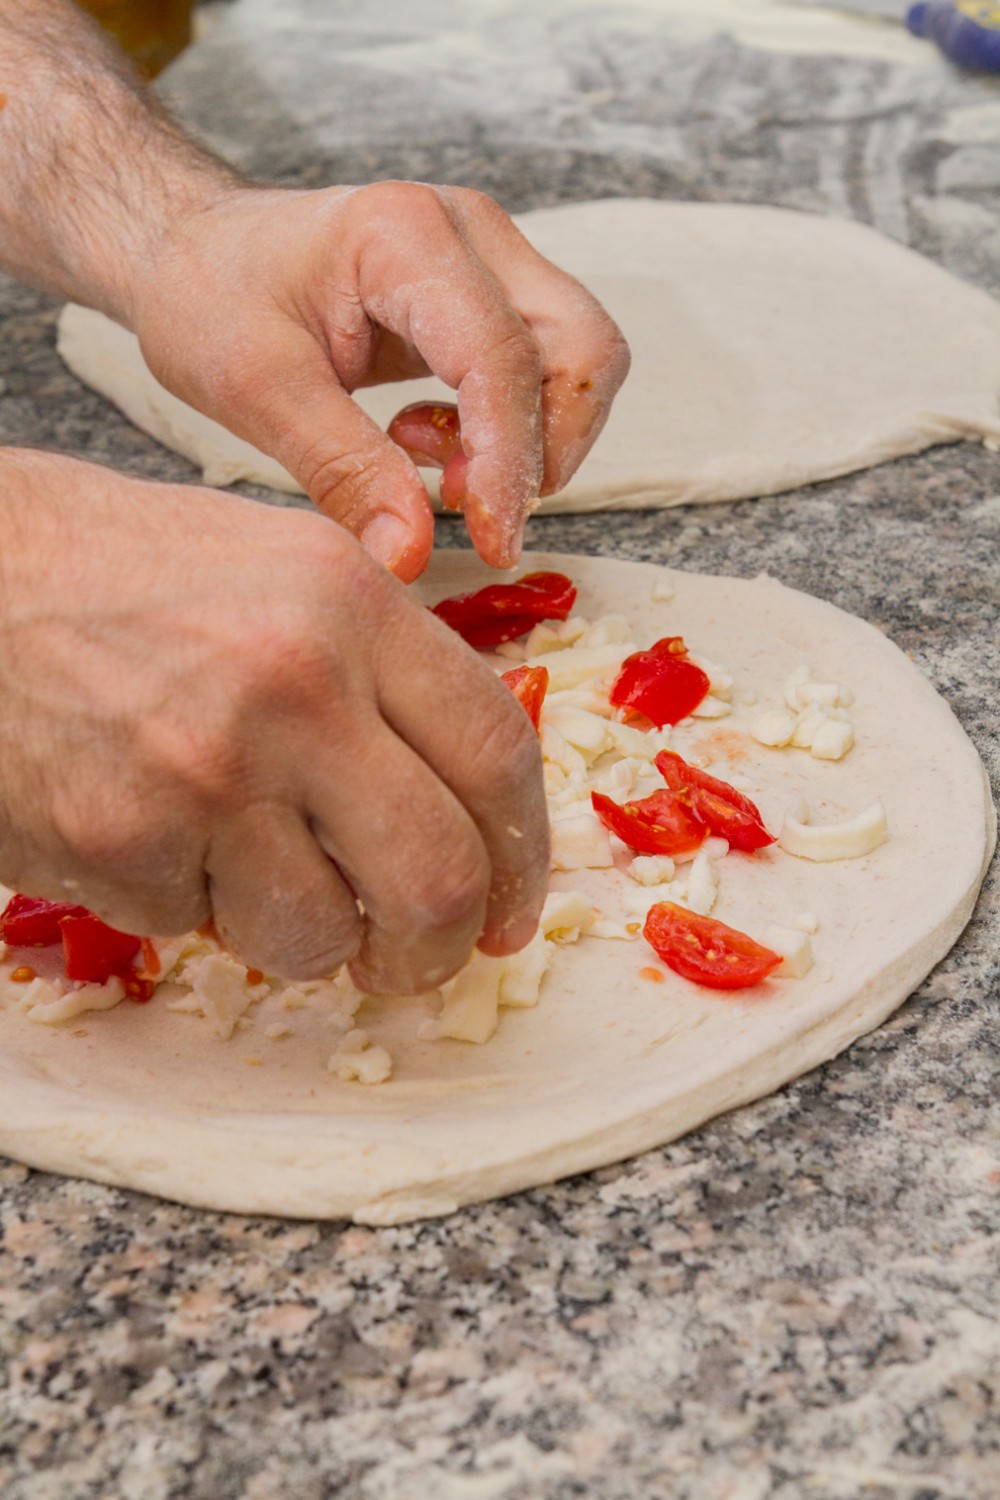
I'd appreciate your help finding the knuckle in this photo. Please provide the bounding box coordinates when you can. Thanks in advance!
[487,325,543,383]
[363,179,453,234]
[298,440,384,521]
[52,785,168,881]
[604,327,632,389]
[237,603,348,715]
[443,185,502,221]
[144,718,245,806]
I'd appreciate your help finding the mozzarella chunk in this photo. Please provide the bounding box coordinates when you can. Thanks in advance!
[779,801,888,862]
[497,930,551,1007]
[690,656,733,701]
[591,755,644,800]
[685,848,719,916]
[428,955,504,1043]
[540,889,595,942]
[20,976,125,1025]
[783,664,811,711]
[540,722,587,782]
[178,952,269,1040]
[651,572,675,602]
[752,707,797,748]
[524,616,588,655]
[794,911,820,933]
[810,718,855,761]
[763,925,815,978]
[587,914,642,941]
[527,643,631,692]
[790,704,830,750]
[603,719,659,759]
[329,1028,392,1084]
[550,813,615,871]
[785,665,852,710]
[620,881,675,918]
[579,614,633,648]
[543,705,613,761]
[690,695,731,720]
[431,931,553,1043]
[148,929,218,981]
[628,854,677,886]
[546,686,615,716]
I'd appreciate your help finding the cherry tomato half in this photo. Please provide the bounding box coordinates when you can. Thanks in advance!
[432,571,577,648]
[591,790,706,857]
[0,893,88,946]
[643,902,781,990]
[60,913,142,985]
[387,402,469,511]
[610,638,710,727]
[501,664,549,732]
[654,750,774,852]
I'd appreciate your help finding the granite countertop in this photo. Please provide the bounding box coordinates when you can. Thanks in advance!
[0,4,997,1497]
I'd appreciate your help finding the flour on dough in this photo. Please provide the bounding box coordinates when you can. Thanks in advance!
[0,552,993,1225]
[58,201,1000,511]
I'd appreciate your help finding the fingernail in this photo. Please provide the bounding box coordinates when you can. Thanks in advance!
[360,512,411,571]
[465,493,525,570]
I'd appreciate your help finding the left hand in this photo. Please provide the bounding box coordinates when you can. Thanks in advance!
[126,180,630,579]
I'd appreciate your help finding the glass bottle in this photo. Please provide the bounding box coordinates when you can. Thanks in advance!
[75,0,196,80]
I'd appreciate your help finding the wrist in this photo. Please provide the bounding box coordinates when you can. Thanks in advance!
[0,0,242,325]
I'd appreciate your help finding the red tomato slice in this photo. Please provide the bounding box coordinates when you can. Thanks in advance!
[643,903,781,990]
[501,664,549,731]
[387,402,462,468]
[453,613,541,649]
[59,913,142,985]
[387,402,468,511]
[654,750,775,852]
[0,893,89,946]
[591,790,706,856]
[609,638,710,726]
[432,571,577,648]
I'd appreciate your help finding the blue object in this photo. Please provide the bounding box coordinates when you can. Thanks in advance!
[907,1,1000,70]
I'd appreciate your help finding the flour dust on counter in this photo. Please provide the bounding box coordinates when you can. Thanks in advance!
[0,552,992,1225]
[58,200,1000,510]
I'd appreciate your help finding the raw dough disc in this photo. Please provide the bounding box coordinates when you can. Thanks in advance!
[0,552,993,1224]
[57,201,1000,509]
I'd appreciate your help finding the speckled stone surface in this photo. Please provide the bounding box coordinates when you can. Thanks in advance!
[0,5,998,1497]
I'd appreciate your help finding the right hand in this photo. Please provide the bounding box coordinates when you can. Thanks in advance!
[127,181,630,578]
[0,451,550,991]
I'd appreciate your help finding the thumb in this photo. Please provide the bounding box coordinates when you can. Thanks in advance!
[231,328,435,582]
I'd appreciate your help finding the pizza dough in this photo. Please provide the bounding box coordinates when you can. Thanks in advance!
[0,551,993,1224]
[57,201,1000,510]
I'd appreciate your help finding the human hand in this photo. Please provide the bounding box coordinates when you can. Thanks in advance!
[126,181,630,579]
[0,451,549,990]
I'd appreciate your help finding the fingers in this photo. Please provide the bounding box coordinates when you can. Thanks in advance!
[372,605,551,961]
[217,320,436,583]
[206,804,363,981]
[304,720,493,996]
[375,188,629,532]
[354,186,544,567]
[442,188,631,495]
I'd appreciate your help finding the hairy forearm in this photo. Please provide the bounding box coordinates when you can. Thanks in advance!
[0,0,238,324]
